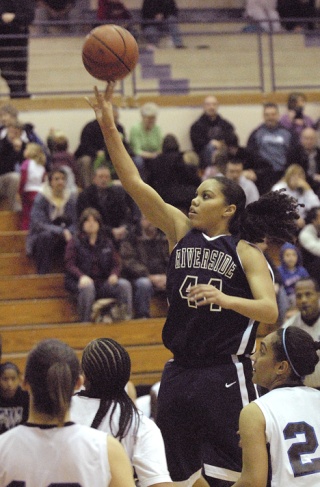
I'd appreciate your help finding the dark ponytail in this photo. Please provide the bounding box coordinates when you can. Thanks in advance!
[238,189,301,243]
[216,178,301,243]
[25,339,80,426]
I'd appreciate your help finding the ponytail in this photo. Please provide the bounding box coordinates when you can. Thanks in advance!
[239,189,301,243]
[25,339,80,425]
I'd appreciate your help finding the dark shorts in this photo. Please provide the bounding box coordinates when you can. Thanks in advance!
[156,357,256,484]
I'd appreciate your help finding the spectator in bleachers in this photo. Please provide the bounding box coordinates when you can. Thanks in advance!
[224,157,260,206]
[280,92,315,137]
[298,206,320,288]
[0,1,35,99]
[277,242,309,307]
[65,207,132,322]
[141,0,185,50]
[287,127,320,195]
[77,165,140,246]
[224,131,266,189]
[120,214,169,318]
[281,277,320,389]
[272,164,320,228]
[0,104,47,158]
[190,95,234,169]
[0,121,28,211]
[19,143,47,230]
[278,0,316,31]
[97,0,132,23]
[47,129,80,191]
[147,134,201,213]
[255,238,290,326]
[34,0,88,35]
[74,105,130,188]
[247,102,298,193]
[26,168,77,274]
[129,102,162,180]
[0,362,29,435]
[244,0,281,32]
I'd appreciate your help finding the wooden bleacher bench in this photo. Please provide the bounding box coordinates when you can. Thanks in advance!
[1,318,171,385]
[0,210,273,386]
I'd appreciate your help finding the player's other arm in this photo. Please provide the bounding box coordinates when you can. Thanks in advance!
[232,403,268,487]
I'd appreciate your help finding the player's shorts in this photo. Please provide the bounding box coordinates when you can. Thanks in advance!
[156,355,256,484]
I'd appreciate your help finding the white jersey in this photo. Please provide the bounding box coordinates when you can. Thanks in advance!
[0,422,110,487]
[282,315,320,388]
[71,394,172,487]
[254,386,320,487]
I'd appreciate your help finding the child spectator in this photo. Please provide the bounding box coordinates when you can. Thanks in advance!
[0,362,29,435]
[19,142,46,230]
[47,129,79,191]
[278,242,309,306]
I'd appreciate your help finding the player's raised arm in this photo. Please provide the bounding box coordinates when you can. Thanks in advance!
[87,83,190,249]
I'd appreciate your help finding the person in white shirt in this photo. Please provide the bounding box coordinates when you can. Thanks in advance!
[71,337,173,487]
[233,326,320,487]
[0,338,135,487]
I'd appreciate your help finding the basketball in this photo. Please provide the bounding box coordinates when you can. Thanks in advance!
[82,24,139,82]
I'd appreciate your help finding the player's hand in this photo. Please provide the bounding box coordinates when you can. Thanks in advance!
[86,83,116,130]
[187,284,230,308]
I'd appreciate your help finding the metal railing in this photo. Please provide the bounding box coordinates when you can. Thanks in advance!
[0,15,319,99]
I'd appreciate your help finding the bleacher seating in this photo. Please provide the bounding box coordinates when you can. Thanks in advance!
[0,211,170,385]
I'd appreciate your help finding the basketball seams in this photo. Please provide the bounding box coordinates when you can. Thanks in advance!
[82,24,139,81]
[90,31,130,73]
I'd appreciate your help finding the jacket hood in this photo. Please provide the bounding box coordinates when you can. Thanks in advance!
[279,242,303,266]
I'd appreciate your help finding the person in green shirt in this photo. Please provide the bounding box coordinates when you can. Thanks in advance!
[130,102,162,181]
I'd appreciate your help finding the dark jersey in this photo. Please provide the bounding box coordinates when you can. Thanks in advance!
[0,386,29,434]
[163,230,259,367]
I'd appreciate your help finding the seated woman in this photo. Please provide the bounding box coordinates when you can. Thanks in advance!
[272,164,320,229]
[64,207,132,322]
[232,326,320,486]
[71,337,173,487]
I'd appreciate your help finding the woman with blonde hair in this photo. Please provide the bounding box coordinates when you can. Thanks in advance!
[19,142,46,230]
[272,163,320,228]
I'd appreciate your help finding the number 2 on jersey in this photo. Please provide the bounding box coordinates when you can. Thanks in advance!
[179,275,222,311]
[284,421,320,477]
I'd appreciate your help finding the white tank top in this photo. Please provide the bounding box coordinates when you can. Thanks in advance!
[255,386,320,486]
[71,395,172,487]
[0,422,111,487]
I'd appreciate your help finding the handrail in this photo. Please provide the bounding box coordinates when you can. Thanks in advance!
[0,15,319,99]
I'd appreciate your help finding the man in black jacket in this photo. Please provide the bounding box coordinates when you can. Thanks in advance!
[0,0,36,98]
[190,95,235,169]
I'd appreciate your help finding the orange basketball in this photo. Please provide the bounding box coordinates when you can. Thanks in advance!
[82,24,139,81]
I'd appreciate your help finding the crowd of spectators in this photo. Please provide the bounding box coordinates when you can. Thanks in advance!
[1,89,320,324]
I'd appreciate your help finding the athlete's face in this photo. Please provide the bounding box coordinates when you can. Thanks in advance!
[188,179,235,236]
[251,332,280,390]
[0,368,20,399]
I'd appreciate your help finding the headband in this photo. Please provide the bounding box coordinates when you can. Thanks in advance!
[282,327,300,378]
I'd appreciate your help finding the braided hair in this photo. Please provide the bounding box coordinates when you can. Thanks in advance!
[81,338,140,441]
[215,177,301,243]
